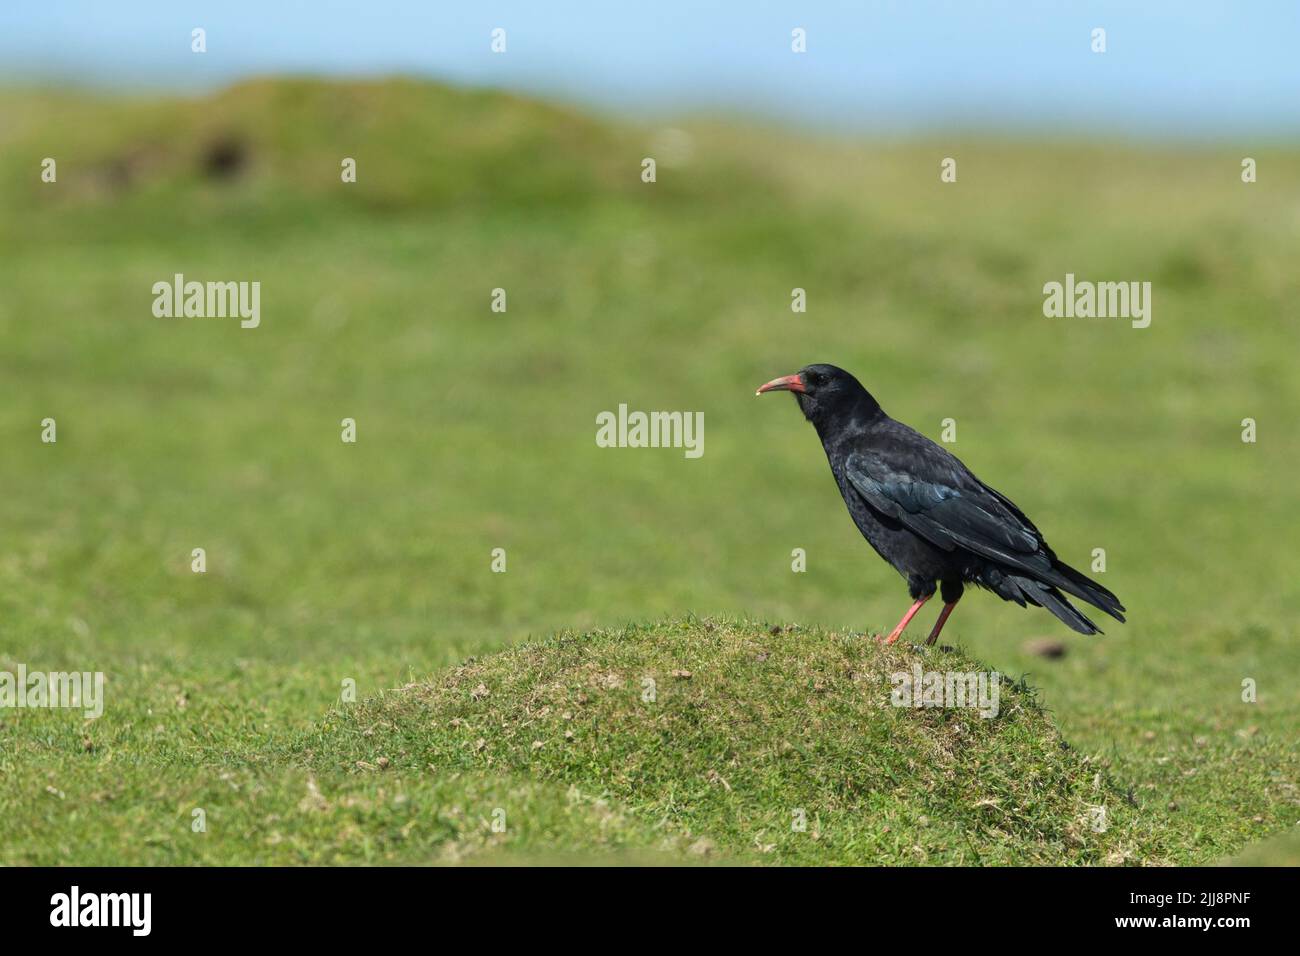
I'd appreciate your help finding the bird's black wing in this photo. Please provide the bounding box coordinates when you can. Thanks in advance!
[843,432,1124,625]
[843,444,1047,574]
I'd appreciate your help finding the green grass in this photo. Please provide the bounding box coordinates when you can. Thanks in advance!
[314,617,1155,865]
[1,617,1154,865]
[1219,825,1300,866]
[0,78,1296,864]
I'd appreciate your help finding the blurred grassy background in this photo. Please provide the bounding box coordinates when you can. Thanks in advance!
[0,79,1296,863]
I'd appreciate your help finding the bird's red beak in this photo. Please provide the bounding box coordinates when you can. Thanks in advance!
[756,373,806,396]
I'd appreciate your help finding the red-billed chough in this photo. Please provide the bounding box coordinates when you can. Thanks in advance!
[757,364,1125,644]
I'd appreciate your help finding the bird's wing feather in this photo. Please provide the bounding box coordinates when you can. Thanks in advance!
[838,421,1124,624]
[843,446,1050,575]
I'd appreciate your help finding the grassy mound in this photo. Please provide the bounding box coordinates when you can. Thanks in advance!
[307,618,1149,865]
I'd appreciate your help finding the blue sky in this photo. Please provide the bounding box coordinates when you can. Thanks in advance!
[2,1,1297,139]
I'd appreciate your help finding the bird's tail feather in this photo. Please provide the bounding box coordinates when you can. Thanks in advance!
[1050,560,1126,623]
[1010,575,1102,635]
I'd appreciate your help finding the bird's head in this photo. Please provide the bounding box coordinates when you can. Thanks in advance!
[756,364,878,427]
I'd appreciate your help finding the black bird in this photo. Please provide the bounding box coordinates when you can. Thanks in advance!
[757,364,1125,644]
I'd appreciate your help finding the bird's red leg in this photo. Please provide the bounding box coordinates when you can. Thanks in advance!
[925,598,960,646]
[881,595,930,645]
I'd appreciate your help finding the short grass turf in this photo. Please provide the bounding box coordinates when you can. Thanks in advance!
[7,618,1144,865]
[314,618,1148,865]
[0,79,1297,864]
